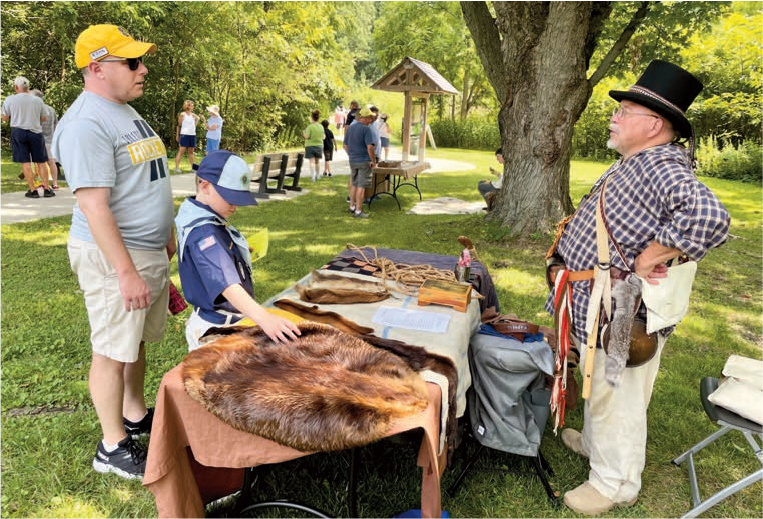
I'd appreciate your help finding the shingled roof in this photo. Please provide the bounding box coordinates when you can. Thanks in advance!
[371,56,459,95]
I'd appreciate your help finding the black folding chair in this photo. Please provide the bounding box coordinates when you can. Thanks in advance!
[672,377,763,518]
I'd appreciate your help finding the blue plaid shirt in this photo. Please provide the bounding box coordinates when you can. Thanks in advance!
[545,144,730,343]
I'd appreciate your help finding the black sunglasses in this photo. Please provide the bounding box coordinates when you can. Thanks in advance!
[99,56,143,71]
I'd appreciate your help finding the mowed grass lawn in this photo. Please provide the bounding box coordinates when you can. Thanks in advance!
[1,146,761,518]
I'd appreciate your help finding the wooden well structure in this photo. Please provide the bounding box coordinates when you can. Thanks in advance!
[371,57,458,162]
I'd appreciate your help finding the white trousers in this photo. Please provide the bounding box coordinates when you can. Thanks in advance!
[575,334,668,502]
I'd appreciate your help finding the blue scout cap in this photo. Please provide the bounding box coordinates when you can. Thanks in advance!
[193,150,257,206]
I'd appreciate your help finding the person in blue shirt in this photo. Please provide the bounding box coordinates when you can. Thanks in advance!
[342,107,376,218]
[175,150,301,350]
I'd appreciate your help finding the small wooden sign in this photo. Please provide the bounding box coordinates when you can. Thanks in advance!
[417,279,472,313]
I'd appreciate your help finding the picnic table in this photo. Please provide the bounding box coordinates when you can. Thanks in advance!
[369,160,430,210]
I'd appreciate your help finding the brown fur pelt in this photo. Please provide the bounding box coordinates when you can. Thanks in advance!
[296,270,390,304]
[182,322,430,452]
[358,333,460,461]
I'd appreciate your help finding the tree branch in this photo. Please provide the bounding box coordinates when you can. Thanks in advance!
[460,1,507,103]
[589,1,652,87]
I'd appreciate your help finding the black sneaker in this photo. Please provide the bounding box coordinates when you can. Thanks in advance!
[43,188,55,198]
[92,436,147,480]
[25,190,39,199]
[124,408,154,438]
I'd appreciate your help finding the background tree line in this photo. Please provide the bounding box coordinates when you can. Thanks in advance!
[1,1,377,152]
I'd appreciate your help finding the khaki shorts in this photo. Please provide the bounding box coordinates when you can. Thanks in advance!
[349,162,373,188]
[68,238,170,363]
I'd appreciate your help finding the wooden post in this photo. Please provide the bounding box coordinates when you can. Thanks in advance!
[418,96,429,162]
[402,90,412,162]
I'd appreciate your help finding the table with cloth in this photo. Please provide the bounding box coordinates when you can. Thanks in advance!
[143,247,497,518]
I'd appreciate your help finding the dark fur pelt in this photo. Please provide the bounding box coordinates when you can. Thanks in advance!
[358,334,460,461]
[182,322,431,452]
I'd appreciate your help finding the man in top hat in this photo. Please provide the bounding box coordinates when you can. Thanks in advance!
[52,24,174,480]
[544,60,730,514]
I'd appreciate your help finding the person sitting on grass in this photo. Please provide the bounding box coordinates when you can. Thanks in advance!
[477,148,504,210]
[175,150,301,350]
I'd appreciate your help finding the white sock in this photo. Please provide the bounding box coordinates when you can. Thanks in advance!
[350,205,356,212]
[355,209,361,215]
[102,439,120,452]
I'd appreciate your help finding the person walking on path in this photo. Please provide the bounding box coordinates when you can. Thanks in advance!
[377,113,392,161]
[321,119,337,177]
[344,100,359,127]
[545,60,730,515]
[334,106,345,136]
[52,24,175,481]
[343,107,376,218]
[31,89,60,189]
[2,76,54,198]
[175,100,205,172]
[303,109,324,182]
[204,104,223,155]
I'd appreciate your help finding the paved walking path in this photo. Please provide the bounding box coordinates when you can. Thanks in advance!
[1,149,476,224]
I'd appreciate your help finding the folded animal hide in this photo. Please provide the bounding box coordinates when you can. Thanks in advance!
[273,299,374,335]
[296,270,390,304]
[182,322,431,452]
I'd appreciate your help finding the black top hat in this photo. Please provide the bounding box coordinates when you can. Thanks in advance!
[609,60,703,139]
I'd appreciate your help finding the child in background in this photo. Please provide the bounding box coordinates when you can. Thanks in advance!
[175,150,301,350]
[321,119,337,177]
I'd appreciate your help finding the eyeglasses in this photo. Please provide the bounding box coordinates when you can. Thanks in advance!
[612,106,659,120]
[99,56,143,71]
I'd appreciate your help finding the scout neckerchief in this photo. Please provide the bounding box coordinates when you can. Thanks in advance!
[175,198,253,269]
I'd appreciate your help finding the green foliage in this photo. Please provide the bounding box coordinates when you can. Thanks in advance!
[696,136,763,183]
[0,1,358,153]
[373,2,492,118]
[589,2,729,76]
[683,7,763,144]
[573,4,762,160]
[429,115,500,151]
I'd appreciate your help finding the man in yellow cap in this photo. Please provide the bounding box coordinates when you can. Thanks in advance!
[52,25,175,480]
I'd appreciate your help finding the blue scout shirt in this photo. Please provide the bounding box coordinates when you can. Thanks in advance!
[176,198,254,320]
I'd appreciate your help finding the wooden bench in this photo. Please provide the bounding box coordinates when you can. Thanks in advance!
[250,152,304,199]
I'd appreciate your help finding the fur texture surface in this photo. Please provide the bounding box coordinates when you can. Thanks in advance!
[605,274,642,386]
[182,322,430,452]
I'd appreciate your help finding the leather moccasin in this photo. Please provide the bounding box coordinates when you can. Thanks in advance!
[563,481,637,516]
[561,428,589,458]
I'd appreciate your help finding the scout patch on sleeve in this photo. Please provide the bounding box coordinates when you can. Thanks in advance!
[198,235,216,252]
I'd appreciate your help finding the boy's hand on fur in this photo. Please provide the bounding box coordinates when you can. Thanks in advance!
[257,315,302,344]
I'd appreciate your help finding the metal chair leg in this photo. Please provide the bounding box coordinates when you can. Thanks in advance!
[531,453,558,502]
[446,443,485,497]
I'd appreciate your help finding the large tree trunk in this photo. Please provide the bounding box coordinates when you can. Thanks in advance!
[462,1,614,235]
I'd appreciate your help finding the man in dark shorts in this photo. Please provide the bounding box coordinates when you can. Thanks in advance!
[2,76,54,198]
[342,107,375,218]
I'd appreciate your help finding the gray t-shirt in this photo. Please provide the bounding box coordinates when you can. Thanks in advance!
[40,104,57,145]
[2,93,44,133]
[52,91,173,250]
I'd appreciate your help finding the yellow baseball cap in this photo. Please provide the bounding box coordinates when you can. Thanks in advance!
[75,24,156,69]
